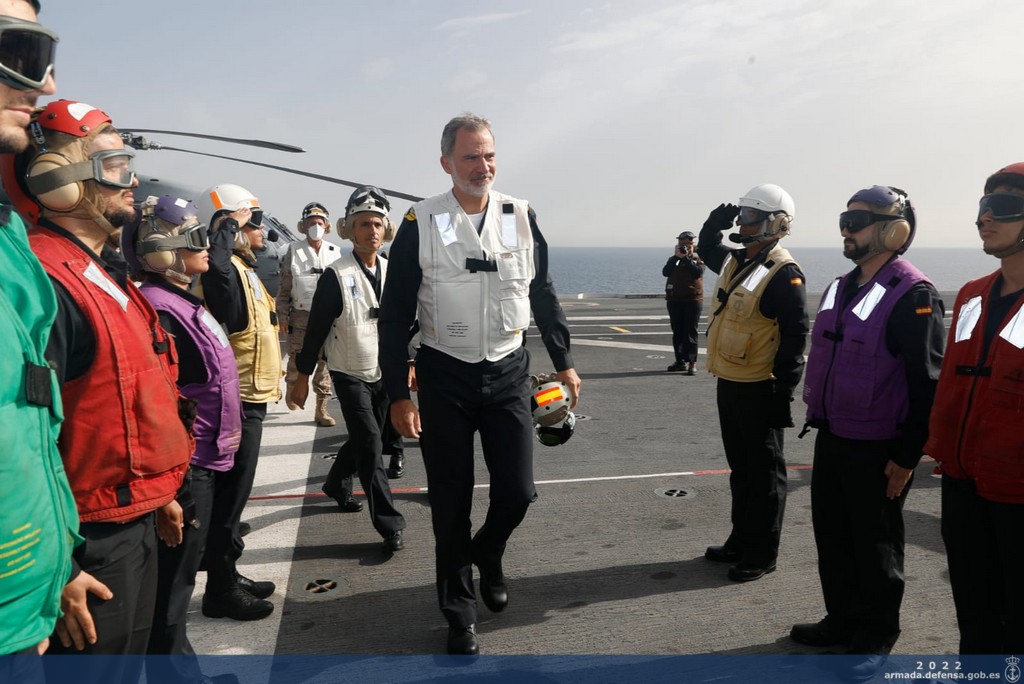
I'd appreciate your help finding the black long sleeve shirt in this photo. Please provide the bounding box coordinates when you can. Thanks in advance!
[378,202,574,403]
[697,219,810,391]
[200,219,251,334]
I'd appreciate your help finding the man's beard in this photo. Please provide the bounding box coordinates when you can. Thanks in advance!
[0,126,29,154]
[454,175,492,199]
[104,204,137,228]
[843,241,870,262]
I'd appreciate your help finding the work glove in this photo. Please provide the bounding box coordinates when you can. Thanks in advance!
[766,382,795,429]
[704,203,739,233]
[178,396,198,435]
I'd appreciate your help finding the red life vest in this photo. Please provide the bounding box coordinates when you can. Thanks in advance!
[30,227,191,522]
[926,270,1024,503]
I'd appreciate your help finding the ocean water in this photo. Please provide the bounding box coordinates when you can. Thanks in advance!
[548,247,997,296]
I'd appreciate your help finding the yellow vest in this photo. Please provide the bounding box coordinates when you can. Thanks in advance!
[229,255,282,402]
[706,245,796,382]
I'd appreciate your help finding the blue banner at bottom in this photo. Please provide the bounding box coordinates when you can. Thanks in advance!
[1,653,1020,684]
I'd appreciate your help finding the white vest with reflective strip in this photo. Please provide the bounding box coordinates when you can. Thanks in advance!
[324,251,387,382]
[288,240,342,310]
[413,190,535,363]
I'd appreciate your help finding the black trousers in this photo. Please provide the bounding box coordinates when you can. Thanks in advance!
[324,372,405,538]
[416,345,537,628]
[146,466,216,684]
[941,475,1024,655]
[666,300,701,363]
[716,378,787,566]
[46,513,158,683]
[811,428,909,650]
[204,401,266,592]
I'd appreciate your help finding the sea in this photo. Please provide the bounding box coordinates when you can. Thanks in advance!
[548,247,996,296]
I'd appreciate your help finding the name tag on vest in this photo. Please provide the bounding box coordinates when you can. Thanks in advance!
[501,209,518,248]
[246,270,264,300]
[343,274,362,300]
[296,249,308,264]
[741,264,771,291]
[200,308,230,349]
[82,261,129,311]
[852,282,886,321]
[820,279,839,312]
[434,213,457,247]
[999,306,1024,349]
[955,296,982,343]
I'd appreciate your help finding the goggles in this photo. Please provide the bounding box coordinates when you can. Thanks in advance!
[977,193,1024,223]
[737,207,770,226]
[838,210,895,234]
[536,412,576,447]
[90,148,136,189]
[348,186,391,214]
[137,220,210,256]
[0,16,58,91]
[244,209,264,229]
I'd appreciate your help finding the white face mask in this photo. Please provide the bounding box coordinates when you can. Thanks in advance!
[307,224,326,241]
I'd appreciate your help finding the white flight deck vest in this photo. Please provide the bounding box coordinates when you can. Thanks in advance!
[288,240,342,310]
[413,190,535,363]
[324,251,387,383]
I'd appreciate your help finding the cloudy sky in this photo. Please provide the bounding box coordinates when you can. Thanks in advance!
[37,0,1024,247]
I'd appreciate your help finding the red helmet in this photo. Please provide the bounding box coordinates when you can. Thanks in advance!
[984,162,1024,195]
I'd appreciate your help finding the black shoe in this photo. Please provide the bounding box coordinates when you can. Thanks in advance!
[728,561,777,582]
[667,361,686,372]
[447,624,479,655]
[238,521,252,538]
[386,453,405,479]
[790,618,853,647]
[235,572,275,599]
[474,558,508,613]
[201,586,273,621]
[383,531,404,552]
[704,545,742,563]
[324,485,364,512]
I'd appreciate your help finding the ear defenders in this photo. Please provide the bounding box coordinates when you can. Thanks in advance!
[766,212,792,239]
[25,150,89,212]
[874,213,912,253]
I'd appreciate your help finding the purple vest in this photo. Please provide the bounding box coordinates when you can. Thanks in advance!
[802,258,928,440]
[141,283,242,471]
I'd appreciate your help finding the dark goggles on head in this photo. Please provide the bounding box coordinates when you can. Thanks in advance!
[138,220,210,256]
[737,207,770,226]
[0,16,58,91]
[536,412,576,447]
[838,210,895,234]
[245,209,264,229]
[977,193,1024,223]
[348,186,391,213]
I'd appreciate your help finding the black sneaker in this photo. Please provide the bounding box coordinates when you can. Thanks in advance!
[667,361,686,372]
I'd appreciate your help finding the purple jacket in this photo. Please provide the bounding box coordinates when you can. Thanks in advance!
[141,283,242,471]
[803,258,928,441]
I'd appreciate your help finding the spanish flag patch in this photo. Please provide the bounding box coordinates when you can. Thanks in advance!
[404,208,417,221]
[535,386,564,407]
[790,277,803,286]
[915,306,933,315]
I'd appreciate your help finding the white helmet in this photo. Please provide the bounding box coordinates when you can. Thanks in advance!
[736,183,795,243]
[530,373,576,447]
[195,184,263,254]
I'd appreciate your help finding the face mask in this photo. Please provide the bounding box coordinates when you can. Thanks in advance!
[307,224,326,241]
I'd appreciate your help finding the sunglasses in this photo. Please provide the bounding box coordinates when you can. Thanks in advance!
[0,16,58,91]
[737,207,770,226]
[977,193,1024,223]
[838,210,895,234]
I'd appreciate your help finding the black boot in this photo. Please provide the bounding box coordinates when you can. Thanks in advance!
[236,572,275,599]
[386,453,405,479]
[202,586,273,621]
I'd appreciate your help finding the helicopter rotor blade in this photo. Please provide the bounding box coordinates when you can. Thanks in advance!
[122,129,305,153]
[153,146,424,203]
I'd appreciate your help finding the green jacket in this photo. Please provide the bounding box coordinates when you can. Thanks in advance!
[0,206,80,654]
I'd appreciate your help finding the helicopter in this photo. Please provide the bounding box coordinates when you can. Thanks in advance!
[121,128,424,297]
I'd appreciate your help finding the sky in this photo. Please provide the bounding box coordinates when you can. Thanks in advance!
[34,0,1024,248]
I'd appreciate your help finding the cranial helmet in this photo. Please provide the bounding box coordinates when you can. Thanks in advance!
[121,195,208,284]
[0,100,134,232]
[195,183,262,256]
[980,163,1024,258]
[298,201,330,235]
[530,373,576,447]
[735,184,794,244]
[844,185,916,264]
[338,185,395,241]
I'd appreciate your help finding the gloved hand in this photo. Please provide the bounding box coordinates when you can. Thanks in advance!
[704,203,739,232]
[766,382,795,428]
[178,396,198,435]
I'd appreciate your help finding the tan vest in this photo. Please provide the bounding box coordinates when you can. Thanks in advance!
[324,252,387,383]
[229,255,282,402]
[706,245,796,382]
[414,190,535,363]
[287,240,342,311]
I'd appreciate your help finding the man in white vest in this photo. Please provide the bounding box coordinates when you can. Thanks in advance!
[289,186,406,552]
[277,201,341,426]
[379,113,581,656]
